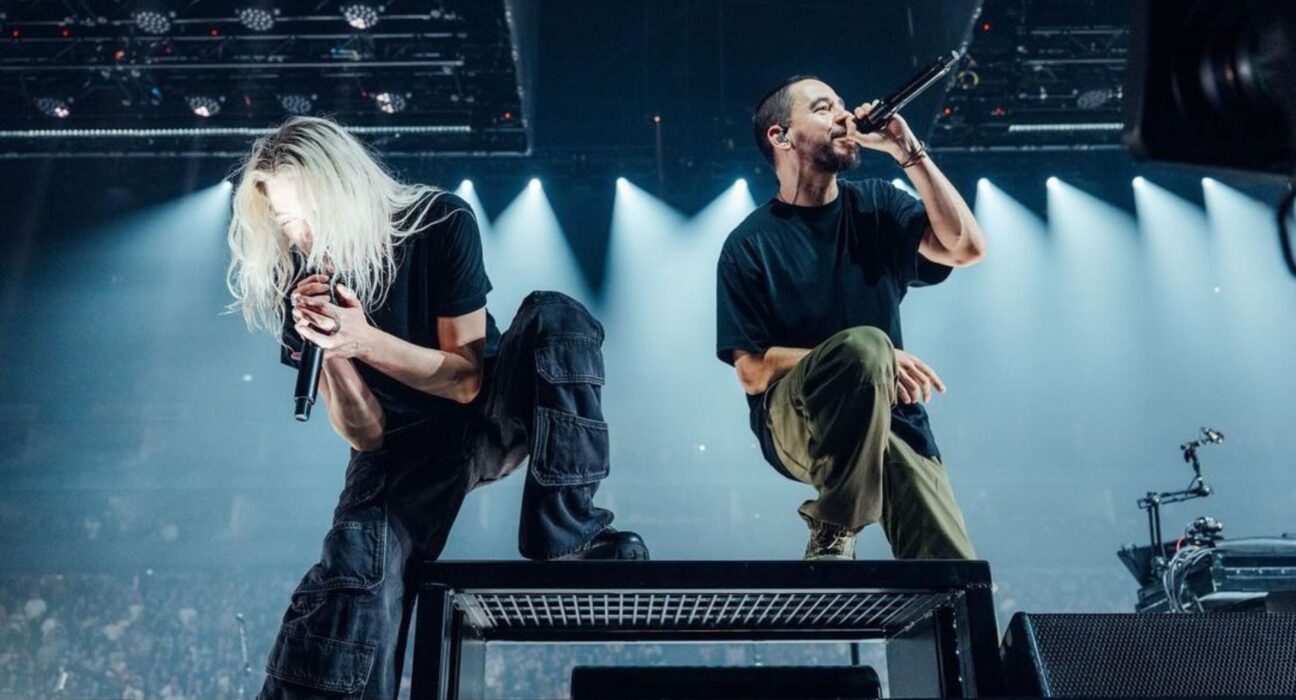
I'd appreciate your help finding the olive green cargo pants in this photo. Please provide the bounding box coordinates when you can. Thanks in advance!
[766,326,976,560]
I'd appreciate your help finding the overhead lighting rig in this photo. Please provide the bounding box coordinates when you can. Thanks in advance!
[0,1,528,157]
[931,0,1130,152]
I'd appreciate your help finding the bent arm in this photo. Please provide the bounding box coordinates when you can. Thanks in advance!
[358,308,487,405]
[319,357,385,452]
[904,155,988,268]
[732,346,810,395]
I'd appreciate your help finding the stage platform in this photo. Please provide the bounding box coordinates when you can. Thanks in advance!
[412,560,1000,699]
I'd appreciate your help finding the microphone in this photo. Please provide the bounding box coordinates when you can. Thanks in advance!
[293,276,337,422]
[855,50,965,134]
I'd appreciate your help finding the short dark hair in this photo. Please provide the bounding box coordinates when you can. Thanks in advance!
[752,75,820,166]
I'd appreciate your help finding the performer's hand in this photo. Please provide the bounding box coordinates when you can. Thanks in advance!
[848,101,921,163]
[894,349,945,404]
[291,277,372,361]
[290,273,332,310]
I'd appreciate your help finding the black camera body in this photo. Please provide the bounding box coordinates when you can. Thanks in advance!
[1124,0,1296,174]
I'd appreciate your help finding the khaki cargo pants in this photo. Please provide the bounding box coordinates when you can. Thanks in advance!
[766,326,976,560]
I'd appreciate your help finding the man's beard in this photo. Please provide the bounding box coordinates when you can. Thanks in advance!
[810,141,860,173]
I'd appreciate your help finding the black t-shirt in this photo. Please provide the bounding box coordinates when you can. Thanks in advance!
[715,178,952,476]
[281,191,500,434]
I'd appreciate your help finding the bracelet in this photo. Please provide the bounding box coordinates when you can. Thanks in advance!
[896,141,929,169]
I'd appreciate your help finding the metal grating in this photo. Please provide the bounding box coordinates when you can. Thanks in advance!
[455,589,958,635]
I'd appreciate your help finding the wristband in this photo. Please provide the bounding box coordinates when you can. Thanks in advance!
[896,141,929,169]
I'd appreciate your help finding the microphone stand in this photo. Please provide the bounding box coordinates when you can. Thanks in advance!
[1137,427,1224,577]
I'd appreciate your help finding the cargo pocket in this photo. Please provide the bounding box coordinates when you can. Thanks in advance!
[530,407,610,487]
[264,628,375,696]
[535,336,605,385]
[297,506,386,594]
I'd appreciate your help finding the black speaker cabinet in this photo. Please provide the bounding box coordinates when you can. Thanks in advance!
[570,665,881,700]
[1001,612,1296,697]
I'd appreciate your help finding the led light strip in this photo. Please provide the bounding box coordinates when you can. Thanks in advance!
[0,125,473,138]
[1006,122,1123,133]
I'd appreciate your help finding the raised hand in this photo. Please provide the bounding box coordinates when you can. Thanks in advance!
[849,100,921,163]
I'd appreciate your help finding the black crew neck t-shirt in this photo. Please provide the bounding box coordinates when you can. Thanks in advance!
[281,191,500,434]
[715,178,952,476]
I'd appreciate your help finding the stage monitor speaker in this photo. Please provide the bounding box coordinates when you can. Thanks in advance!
[570,665,881,700]
[1001,612,1296,697]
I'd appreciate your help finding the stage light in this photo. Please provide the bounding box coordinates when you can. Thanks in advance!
[1132,173,1216,328]
[373,92,405,114]
[133,9,172,35]
[278,94,314,115]
[977,178,989,188]
[236,6,277,32]
[616,177,628,188]
[607,172,755,465]
[341,4,380,30]
[187,96,222,118]
[1046,176,1060,188]
[488,176,591,317]
[1133,176,1146,187]
[454,180,487,226]
[1076,88,1113,110]
[1202,177,1216,188]
[735,178,747,189]
[34,98,71,119]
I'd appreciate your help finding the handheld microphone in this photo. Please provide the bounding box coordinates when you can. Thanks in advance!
[855,50,964,134]
[293,276,337,422]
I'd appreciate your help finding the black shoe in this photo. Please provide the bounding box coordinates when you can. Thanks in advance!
[558,527,650,561]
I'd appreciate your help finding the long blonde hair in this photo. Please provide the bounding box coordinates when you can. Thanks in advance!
[226,115,450,334]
